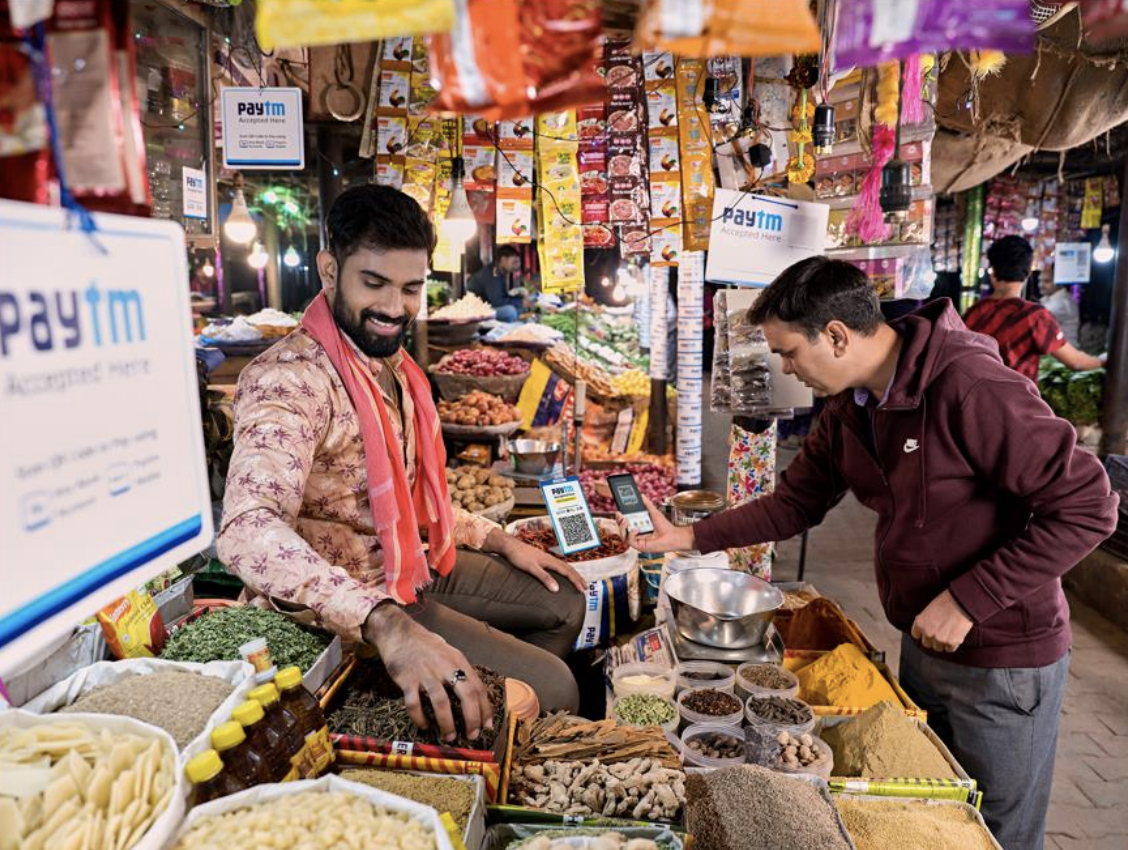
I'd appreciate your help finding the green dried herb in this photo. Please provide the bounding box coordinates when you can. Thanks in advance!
[160,606,331,670]
[614,693,676,727]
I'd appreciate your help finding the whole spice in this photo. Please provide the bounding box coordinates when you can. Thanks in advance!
[821,701,957,779]
[328,660,505,750]
[774,731,830,772]
[161,607,331,671]
[746,696,813,728]
[836,798,998,850]
[513,713,681,769]
[515,523,628,563]
[686,732,744,761]
[686,764,852,850]
[339,769,477,837]
[738,664,794,691]
[796,644,901,708]
[614,694,676,727]
[681,689,742,718]
[510,758,686,820]
[58,669,234,748]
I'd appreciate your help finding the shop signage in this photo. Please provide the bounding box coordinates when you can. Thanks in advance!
[182,166,207,219]
[705,189,829,286]
[1054,242,1092,285]
[0,201,213,675]
[221,86,305,170]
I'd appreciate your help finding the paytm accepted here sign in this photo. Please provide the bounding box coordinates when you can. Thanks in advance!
[221,86,305,170]
[0,201,212,674]
[705,190,829,286]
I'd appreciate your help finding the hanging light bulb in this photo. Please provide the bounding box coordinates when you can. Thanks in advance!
[612,282,627,303]
[1094,224,1116,264]
[247,241,269,270]
[283,245,302,268]
[224,176,257,244]
[442,158,477,246]
[1021,215,1039,233]
[200,257,215,278]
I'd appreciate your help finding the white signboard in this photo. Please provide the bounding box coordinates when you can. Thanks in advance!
[1054,242,1092,285]
[182,166,208,220]
[221,86,305,170]
[0,201,213,675]
[705,190,829,286]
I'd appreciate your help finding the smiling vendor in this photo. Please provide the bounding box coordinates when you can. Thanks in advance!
[217,185,585,741]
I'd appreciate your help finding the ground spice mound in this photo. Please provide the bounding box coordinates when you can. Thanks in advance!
[837,798,998,850]
[686,764,852,850]
[821,701,957,779]
[796,643,901,708]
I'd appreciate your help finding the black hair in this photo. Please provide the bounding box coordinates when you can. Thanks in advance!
[747,256,883,338]
[496,245,520,261]
[986,235,1034,284]
[326,183,436,261]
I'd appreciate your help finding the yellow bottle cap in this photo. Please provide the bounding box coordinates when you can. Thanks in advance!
[248,683,280,707]
[275,667,303,692]
[232,700,266,727]
[211,721,247,752]
[185,749,224,784]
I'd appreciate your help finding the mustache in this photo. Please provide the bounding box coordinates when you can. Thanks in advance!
[360,309,409,328]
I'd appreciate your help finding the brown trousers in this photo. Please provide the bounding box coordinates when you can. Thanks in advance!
[409,549,586,712]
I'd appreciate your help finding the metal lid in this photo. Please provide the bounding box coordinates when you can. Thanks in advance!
[671,490,726,510]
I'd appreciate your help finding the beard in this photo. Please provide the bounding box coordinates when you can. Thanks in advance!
[332,290,409,359]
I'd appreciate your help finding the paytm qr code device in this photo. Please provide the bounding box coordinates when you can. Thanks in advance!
[538,475,601,556]
[608,473,654,535]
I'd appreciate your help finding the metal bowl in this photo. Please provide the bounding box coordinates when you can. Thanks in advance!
[664,568,784,649]
[507,439,562,476]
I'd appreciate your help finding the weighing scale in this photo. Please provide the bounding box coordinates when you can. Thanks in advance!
[659,599,786,665]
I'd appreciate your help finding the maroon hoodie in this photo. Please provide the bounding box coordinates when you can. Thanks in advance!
[694,300,1118,668]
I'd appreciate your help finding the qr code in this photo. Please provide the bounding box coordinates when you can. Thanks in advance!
[559,514,596,548]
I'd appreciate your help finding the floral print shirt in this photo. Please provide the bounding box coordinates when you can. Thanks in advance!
[216,329,499,642]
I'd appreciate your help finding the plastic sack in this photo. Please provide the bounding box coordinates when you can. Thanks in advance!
[255,0,454,50]
[634,0,820,57]
[427,0,605,120]
[832,0,1034,69]
[98,587,166,659]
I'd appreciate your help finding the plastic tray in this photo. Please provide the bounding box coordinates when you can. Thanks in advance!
[834,794,1001,848]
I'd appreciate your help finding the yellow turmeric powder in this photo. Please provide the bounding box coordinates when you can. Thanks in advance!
[796,644,901,708]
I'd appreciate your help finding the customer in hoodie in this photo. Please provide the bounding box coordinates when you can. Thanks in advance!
[625,257,1117,850]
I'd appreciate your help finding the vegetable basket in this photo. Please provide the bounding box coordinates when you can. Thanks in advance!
[430,364,530,403]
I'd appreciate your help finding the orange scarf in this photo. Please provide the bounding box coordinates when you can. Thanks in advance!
[302,293,455,603]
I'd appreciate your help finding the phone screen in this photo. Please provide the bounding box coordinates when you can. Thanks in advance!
[608,473,654,535]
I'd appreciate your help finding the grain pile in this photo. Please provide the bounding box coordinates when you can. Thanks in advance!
[685,765,852,850]
[821,701,957,779]
[59,669,234,748]
[340,770,476,836]
[837,798,998,850]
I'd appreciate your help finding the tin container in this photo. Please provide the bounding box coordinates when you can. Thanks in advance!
[667,490,725,525]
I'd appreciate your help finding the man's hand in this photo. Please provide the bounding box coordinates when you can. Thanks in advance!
[911,590,974,653]
[362,604,492,742]
[617,494,696,555]
[485,529,586,593]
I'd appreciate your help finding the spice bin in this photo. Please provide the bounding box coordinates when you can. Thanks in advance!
[680,722,747,770]
[745,695,817,738]
[611,662,677,700]
[735,662,800,701]
[612,693,680,734]
[676,687,745,731]
[785,649,925,720]
[675,660,735,694]
[835,794,1003,850]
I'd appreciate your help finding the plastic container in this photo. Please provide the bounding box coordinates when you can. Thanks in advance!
[676,688,745,731]
[680,722,747,769]
[675,661,735,695]
[744,695,816,739]
[239,637,276,684]
[612,662,678,700]
[185,748,245,807]
[735,662,800,701]
[612,693,680,735]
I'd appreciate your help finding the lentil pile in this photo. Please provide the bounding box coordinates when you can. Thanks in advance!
[738,663,794,691]
[340,769,476,836]
[614,694,677,727]
[681,689,742,718]
[746,696,813,727]
[328,660,506,749]
[161,607,331,670]
[58,669,234,748]
[821,701,957,779]
[686,765,852,850]
[837,798,998,850]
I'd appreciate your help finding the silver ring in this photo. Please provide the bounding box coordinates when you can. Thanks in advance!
[448,669,468,686]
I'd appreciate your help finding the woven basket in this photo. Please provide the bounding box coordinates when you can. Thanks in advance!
[430,365,529,403]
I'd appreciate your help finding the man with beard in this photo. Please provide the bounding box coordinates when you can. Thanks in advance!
[218,185,586,741]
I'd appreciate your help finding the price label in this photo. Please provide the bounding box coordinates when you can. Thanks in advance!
[538,476,600,556]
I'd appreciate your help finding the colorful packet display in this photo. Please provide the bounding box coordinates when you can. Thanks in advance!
[255,0,454,50]
[496,118,534,244]
[373,37,415,187]
[536,111,585,295]
[605,39,650,237]
[633,0,820,57]
[675,58,715,253]
[645,50,681,267]
[578,95,614,249]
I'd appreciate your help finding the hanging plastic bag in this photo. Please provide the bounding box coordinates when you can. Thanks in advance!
[256,0,455,50]
[634,0,820,57]
[427,0,605,119]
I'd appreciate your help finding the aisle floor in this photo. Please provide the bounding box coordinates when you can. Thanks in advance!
[771,489,1128,848]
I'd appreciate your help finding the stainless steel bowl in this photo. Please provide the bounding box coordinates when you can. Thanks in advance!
[507,439,562,476]
[665,568,784,649]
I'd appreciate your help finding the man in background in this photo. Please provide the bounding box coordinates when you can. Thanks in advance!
[964,235,1102,380]
[467,245,525,321]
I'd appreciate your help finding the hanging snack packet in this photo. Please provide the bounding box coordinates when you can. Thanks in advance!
[97,587,166,659]
[428,0,605,119]
[635,0,820,57]
[256,0,455,50]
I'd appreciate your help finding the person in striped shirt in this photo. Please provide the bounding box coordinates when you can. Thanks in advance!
[964,235,1103,381]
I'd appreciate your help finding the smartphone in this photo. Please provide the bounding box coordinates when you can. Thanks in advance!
[608,473,654,535]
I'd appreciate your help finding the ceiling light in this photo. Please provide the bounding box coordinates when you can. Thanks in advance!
[1095,224,1116,264]
[1021,216,1039,233]
[283,245,302,268]
[247,241,269,270]
[200,258,215,278]
[441,159,477,246]
[224,179,257,244]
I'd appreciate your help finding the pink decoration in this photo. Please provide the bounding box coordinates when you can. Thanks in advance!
[901,55,926,125]
[846,124,896,244]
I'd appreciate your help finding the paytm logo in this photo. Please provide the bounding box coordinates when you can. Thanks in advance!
[237,101,286,117]
[721,206,783,232]
[0,283,146,357]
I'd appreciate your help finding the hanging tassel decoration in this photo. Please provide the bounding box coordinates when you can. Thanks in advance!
[969,49,1007,79]
[846,61,899,243]
[901,54,925,125]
